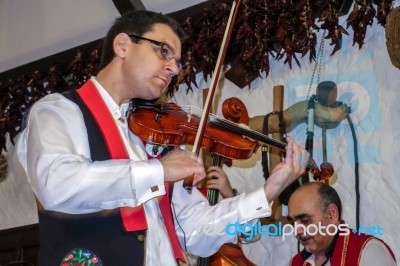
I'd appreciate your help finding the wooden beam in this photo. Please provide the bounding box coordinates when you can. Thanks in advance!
[111,0,145,14]
[0,39,102,83]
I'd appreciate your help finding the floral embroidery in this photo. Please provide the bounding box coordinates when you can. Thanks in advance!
[60,248,102,266]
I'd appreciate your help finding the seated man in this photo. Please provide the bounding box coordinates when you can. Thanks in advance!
[288,182,396,266]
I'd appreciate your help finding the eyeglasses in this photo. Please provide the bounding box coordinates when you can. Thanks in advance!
[129,34,182,72]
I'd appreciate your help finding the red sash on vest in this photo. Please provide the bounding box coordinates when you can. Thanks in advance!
[77,80,186,263]
[290,228,396,266]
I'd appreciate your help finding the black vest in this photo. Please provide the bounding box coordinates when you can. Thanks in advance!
[37,90,145,266]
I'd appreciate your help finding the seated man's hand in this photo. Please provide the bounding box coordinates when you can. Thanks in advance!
[206,166,234,198]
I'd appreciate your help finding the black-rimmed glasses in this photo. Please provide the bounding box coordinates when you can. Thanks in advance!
[129,34,182,71]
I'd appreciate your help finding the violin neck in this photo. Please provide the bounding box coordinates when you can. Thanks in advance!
[181,106,287,151]
[197,257,212,266]
[209,115,287,151]
[207,155,223,206]
[179,104,287,150]
[197,155,222,265]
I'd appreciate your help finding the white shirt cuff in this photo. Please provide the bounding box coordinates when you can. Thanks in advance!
[131,159,165,204]
[238,187,272,222]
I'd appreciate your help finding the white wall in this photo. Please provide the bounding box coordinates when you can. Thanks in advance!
[0,0,206,73]
[0,0,120,72]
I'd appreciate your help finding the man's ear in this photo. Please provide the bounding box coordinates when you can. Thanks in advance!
[326,203,339,221]
[113,33,130,58]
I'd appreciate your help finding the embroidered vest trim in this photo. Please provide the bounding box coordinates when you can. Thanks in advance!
[290,229,396,266]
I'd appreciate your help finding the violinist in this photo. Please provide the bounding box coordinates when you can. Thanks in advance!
[12,10,308,266]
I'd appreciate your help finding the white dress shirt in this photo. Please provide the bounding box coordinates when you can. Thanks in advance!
[13,76,272,265]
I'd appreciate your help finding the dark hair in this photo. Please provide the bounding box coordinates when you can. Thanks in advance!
[97,10,185,72]
[317,183,342,220]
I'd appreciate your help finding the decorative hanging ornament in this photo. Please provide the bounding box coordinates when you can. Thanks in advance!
[0,153,7,182]
[385,6,400,70]
[303,30,334,182]
[305,30,326,104]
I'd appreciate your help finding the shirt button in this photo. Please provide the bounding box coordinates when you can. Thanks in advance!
[137,234,145,242]
[122,201,127,206]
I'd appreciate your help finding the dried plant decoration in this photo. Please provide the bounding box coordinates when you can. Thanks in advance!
[171,0,394,92]
[0,153,7,182]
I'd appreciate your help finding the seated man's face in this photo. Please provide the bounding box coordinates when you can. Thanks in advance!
[288,187,336,256]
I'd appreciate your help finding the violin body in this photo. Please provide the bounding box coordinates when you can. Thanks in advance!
[209,243,256,266]
[128,102,258,160]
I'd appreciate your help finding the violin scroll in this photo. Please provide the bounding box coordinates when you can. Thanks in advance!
[318,162,334,181]
[222,97,249,125]
[306,158,334,181]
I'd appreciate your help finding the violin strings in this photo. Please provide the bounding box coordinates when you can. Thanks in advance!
[162,104,203,122]
[210,117,287,151]
[158,104,286,150]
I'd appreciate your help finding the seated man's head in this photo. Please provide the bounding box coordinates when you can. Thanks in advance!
[288,182,342,256]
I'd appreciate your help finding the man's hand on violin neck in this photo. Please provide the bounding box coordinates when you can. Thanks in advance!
[263,138,309,203]
[160,149,206,184]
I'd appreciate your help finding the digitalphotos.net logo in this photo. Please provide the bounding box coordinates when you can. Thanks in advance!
[203,222,384,241]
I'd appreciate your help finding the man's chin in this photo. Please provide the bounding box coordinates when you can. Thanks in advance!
[300,238,316,252]
[304,245,314,253]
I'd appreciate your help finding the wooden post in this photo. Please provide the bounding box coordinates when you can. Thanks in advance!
[269,85,285,222]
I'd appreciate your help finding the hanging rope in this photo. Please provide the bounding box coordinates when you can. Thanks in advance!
[305,30,326,105]
[346,112,360,229]
[301,31,326,184]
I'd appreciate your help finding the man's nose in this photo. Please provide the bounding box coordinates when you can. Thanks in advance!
[295,223,306,236]
[165,59,181,75]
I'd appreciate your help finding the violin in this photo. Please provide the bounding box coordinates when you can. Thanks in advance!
[128,100,258,161]
[127,100,333,181]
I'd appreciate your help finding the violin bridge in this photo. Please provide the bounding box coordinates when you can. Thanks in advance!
[155,113,161,123]
[186,109,192,122]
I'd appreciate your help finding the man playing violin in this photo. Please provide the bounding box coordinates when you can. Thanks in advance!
[13,10,309,265]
